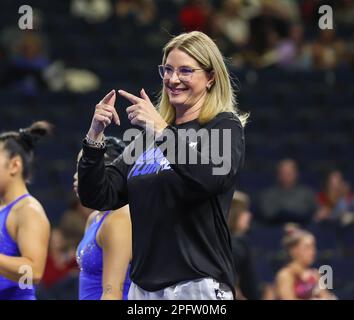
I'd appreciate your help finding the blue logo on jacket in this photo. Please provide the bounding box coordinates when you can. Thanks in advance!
[127,147,171,179]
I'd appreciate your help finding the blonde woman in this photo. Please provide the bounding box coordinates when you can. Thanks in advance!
[275,225,336,300]
[78,31,247,300]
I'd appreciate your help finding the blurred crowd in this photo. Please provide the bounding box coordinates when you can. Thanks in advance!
[258,159,354,226]
[69,0,354,72]
[1,0,354,95]
[228,160,354,299]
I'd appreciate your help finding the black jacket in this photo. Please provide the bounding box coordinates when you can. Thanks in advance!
[78,112,245,295]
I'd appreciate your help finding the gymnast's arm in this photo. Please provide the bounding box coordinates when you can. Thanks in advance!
[78,141,129,211]
[0,201,50,284]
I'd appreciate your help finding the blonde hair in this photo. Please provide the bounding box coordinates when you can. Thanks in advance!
[157,31,249,127]
[228,191,250,233]
[282,223,314,252]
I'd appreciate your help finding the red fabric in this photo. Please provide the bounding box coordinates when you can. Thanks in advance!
[300,0,317,23]
[317,191,354,207]
[294,273,318,300]
[179,5,209,32]
[42,254,78,288]
[317,192,330,206]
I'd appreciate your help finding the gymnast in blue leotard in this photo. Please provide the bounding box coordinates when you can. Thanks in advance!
[0,121,51,300]
[74,136,131,300]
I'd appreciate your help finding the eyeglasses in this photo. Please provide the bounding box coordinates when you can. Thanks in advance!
[158,65,205,82]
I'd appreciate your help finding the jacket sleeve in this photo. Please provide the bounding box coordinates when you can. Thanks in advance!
[155,115,245,198]
[77,141,129,211]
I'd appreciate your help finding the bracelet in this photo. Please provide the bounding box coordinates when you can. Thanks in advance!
[84,134,106,149]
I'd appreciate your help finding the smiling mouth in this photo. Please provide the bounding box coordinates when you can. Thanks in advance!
[167,86,188,95]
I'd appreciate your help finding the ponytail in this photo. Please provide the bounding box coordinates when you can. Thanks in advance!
[282,223,313,252]
[0,121,53,183]
[18,121,53,150]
